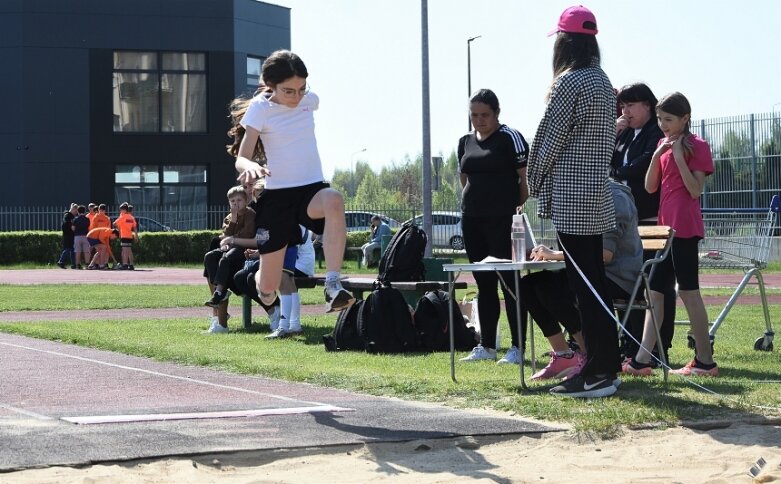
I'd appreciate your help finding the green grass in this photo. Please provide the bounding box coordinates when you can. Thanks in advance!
[1,288,779,433]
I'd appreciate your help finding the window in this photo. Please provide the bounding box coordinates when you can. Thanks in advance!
[113,51,207,133]
[114,164,208,229]
[247,56,263,93]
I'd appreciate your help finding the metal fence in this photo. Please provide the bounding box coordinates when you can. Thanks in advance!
[2,112,780,234]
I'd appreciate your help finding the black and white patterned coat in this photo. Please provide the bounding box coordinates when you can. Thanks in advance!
[527,63,616,235]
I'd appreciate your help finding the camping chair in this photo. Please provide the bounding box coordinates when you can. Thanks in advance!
[613,225,676,382]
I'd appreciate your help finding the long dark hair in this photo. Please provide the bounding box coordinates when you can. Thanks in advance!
[552,32,600,78]
[261,50,308,87]
[657,91,694,159]
[226,95,266,162]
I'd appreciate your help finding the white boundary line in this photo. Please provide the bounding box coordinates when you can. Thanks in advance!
[0,340,353,417]
[0,403,54,420]
[62,405,352,425]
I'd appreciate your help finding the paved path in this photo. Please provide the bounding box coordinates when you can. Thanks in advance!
[0,333,555,471]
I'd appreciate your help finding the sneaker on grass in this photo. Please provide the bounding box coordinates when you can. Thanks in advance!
[621,358,654,376]
[460,345,497,362]
[265,327,290,339]
[497,346,522,365]
[670,358,719,377]
[203,316,229,334]
[530,352,580,380]
[324,281,354,313]
[550,373,617,398]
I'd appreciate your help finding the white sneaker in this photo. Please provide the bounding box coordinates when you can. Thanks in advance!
[267,306,280,331]
[203,317,229,334]
[265,327,290,339]
[497,346,522,365]
[460,345,497,362]
[324,281,355,313]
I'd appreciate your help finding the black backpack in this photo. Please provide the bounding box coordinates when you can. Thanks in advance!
[323,300,366,351]
[377,222,427,284]
[358,283,418,354]
[414,290,478,352]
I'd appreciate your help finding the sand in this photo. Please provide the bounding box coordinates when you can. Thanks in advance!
[4,422,780,483]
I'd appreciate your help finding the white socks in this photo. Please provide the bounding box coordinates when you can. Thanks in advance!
[289,292,301,330]
[279,294,292,331]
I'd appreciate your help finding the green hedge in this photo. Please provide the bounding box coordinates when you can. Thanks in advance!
[0,229,387,264]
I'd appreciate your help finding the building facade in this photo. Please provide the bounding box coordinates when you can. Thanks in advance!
[0,0,289,228]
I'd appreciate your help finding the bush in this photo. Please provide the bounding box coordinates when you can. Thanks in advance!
[0,229,398,264]
[0,231,220,265]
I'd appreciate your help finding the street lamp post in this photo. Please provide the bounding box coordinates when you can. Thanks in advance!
[467,35,481,131]
[350,148,366,194]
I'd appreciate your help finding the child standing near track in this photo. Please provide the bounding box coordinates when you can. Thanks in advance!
[224,49,353,313]
[113,202,137,270]
[623,92,717,377]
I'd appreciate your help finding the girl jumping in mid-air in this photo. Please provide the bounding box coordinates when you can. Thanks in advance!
[623,91,718,377]
[222,50,353,313]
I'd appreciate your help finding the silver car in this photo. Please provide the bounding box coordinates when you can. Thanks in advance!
[405,211,464,250]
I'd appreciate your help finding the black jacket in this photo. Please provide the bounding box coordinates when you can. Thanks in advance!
[611,118,663,220]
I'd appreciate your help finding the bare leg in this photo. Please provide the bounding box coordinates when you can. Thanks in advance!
[634,290,664,364]
[679,289,713,364]
[547,332,571,353]
[256,248,286,297]
[306,188,346,273]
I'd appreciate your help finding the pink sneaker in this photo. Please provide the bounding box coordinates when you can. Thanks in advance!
[621,358,654,376]
[531,352,581,380]
[670,359,719,377]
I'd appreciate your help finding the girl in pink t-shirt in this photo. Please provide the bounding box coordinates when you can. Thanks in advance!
[623,92,718,377]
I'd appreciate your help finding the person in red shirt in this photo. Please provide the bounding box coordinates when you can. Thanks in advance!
[86,227,119,270]
[113,202,138,270]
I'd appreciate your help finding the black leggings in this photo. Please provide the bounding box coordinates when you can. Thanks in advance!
[557,232,621,376]
[519,269,580,338]
[462,214,525,349]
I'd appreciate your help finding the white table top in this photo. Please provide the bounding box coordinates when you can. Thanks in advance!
[443,260,565,272]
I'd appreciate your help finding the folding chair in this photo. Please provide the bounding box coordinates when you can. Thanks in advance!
[613,225,676,382]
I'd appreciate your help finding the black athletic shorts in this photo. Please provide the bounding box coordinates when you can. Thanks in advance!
[120,238,133,247]
[254,181,328,254]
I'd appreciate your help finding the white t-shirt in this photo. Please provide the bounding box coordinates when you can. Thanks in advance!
[240,92,325,189]
[296,227,316,277]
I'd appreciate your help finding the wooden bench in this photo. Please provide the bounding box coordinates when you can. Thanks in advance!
[241,277,467,329]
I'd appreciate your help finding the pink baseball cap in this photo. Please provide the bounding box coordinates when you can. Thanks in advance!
[548,5,598,36]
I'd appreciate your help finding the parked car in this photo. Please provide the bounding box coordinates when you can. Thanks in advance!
[345,211,399,233]
[404,211,464,250]
[134,216,173,232]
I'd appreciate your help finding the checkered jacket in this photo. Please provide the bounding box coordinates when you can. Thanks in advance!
[527,64,616,235]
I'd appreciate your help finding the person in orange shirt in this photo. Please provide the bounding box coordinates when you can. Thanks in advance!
[90,204,111,230]
[86,203,98,225]
[86,227,119,270]
[113,202,138,270]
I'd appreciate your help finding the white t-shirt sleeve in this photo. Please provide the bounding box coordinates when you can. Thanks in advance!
[240,97,268,131]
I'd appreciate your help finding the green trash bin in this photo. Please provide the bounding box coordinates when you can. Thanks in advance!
[422,257,453,281]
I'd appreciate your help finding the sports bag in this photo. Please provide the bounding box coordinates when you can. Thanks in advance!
[323,300,366,351]
[358,283,418,353]
[377,222,427,283]
[414,290,477,351]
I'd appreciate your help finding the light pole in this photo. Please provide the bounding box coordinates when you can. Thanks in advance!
[350,148,366,174]
[467,35,481,131]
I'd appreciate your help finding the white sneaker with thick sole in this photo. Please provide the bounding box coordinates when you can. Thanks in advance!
[265,327,290,339]
[497,346,522,365]
[460,345,497,361]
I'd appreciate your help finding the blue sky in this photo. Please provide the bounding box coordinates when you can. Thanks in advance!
[271,0,781,179]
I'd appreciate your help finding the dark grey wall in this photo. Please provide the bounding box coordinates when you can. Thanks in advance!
[0,0,290,207]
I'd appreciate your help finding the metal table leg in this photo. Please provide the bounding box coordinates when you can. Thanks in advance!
[449,270,457,382]
[515,270,527,390]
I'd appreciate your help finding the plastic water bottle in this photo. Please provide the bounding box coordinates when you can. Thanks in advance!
[511,214,526,263]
